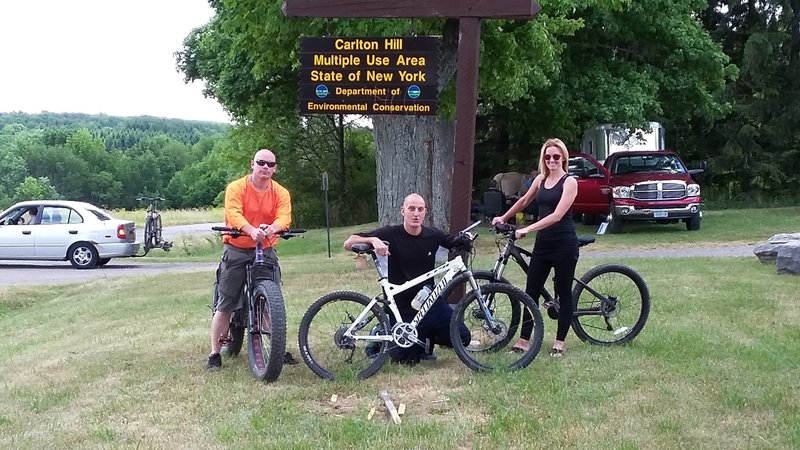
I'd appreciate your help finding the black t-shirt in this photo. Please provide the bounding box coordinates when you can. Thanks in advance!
[358,225,463,313]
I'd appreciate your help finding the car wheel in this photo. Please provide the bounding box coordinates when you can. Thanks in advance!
[98,258,111,267]
[686,213,701,231]
[68,242,99,269]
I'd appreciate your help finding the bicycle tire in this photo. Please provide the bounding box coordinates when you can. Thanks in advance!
[228,309,245,356]
[143,217,153,252]
[571,264,650,345]
[153,214,163,248]
[438,270,518,352]
[247,280,287,382]
[298,291,391,380]
[450,283,543,371]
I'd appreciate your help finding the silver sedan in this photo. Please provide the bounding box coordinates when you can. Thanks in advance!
[0,200,140,269]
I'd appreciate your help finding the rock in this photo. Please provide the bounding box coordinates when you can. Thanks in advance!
[769,233,800,243]
[754,242,783,264]
[754,233,800,264]
[776,242,800,275]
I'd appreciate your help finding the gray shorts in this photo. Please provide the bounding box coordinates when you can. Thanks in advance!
[215,244,280,312]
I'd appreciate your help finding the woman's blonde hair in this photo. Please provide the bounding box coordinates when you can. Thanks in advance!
[538,138,569,177]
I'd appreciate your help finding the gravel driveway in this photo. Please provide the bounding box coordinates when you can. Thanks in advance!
[0,223,755,287]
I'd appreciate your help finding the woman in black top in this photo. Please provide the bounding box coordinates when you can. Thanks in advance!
[492,138,578,357]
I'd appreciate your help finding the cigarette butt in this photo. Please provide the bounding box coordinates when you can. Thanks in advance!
[367,407,376,420]
[398,403,406,415]
[330,394,338,403]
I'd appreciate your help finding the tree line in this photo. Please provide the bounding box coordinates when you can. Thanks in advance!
[0,113,378,227]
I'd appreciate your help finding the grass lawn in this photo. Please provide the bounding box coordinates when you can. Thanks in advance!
[1,242,799,448]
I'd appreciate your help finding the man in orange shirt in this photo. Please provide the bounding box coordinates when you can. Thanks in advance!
[206,148,293,370]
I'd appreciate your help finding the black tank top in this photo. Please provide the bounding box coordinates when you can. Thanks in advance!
[534,174,578,255]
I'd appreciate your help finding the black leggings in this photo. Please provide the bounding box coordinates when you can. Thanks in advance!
[522,252,578,342]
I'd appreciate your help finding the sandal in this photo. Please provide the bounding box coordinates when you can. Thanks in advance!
[549,348,564,358]
[509,339,530,354]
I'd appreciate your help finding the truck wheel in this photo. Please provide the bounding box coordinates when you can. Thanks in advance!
[686,213,701,231]
[609,214,624,234]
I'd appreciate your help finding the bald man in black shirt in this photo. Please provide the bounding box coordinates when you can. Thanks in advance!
[344,193,471,364]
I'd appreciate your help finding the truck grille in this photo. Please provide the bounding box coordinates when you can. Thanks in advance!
[632,181,687,200]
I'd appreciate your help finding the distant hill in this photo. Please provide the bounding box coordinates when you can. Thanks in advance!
[0,111,229,149]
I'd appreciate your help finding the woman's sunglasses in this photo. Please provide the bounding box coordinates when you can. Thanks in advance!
[254,159,277,168]
[544,154,562,162]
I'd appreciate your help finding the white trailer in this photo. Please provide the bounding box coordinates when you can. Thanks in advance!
[579,122,665,162]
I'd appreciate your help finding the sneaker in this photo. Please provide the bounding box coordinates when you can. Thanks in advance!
[283,352,300,365]
[365,324,383,359]
[549,348,564,358]
[205,352,222,370]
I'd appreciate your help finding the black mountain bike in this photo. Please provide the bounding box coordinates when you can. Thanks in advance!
[137,196,172,255]
[211,226,305,381]
[469,223,651,345]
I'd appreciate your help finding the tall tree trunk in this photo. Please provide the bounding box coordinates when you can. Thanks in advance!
[370,20,459,231]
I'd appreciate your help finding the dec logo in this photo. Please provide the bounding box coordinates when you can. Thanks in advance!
[316,85,329,98]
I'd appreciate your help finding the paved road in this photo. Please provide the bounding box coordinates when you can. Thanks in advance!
[0,223,755,287]
[0,224,223,287]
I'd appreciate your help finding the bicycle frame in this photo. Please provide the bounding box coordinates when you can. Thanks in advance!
[490,230,615,316]
[343,253,498,349]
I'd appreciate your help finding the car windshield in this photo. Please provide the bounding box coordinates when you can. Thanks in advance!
[611,154,687,175]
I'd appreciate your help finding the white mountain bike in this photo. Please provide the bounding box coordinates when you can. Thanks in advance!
[297,221,544,380]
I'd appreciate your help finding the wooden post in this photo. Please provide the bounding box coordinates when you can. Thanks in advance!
[282,0,540,232]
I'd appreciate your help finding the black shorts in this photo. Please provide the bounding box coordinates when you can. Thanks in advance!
[215,244,280,312]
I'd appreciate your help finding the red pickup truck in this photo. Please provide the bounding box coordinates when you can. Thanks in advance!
[569,150,704,233]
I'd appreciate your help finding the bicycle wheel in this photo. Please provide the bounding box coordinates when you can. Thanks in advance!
[451,283,543,371]
[143,218,153,252]
[247,280,286,382]
[298,291,391,380]
[228,309,246,356]
[153,214,163,248]
[571,264,650,345]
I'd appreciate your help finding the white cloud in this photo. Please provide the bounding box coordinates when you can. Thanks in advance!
[0,0,230,123]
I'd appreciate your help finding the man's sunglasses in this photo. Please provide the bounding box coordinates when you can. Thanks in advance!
[544,154,562,161]
[254,159,277,168]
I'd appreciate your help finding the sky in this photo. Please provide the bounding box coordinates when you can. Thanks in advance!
[0,0,231,123]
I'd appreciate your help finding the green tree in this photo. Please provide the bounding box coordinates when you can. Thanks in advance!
[13,176,62,202]
[177,0,733,227]
[689,0,800,200]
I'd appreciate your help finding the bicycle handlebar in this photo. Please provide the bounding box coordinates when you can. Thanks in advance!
[492,222,517,235]
[350,220,482,255]
[212,226,307,240]
[491,222,596,247]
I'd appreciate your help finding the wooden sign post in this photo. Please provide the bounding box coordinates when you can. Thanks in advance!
[283,0,540,232]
